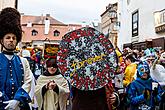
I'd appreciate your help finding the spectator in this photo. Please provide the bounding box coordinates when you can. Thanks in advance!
[123,54,137,87]
[159,52,165,68]
[20,46,31,63]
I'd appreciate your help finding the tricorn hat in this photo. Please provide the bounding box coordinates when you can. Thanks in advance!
[0,7,22,43]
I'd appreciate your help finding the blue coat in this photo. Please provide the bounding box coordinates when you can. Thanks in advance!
[0,53,31,109]
[126,77,163,110]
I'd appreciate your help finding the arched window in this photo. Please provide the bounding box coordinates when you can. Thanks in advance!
[54,30,60,36]
[31,29,38,36]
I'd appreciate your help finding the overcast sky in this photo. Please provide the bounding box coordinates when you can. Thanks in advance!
[18,0,117,24]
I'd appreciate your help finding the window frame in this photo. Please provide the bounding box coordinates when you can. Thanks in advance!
[132,10,139,37]
[31,29,38,36]
[53,30,60,36]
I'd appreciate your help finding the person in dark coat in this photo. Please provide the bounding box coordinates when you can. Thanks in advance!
[71,82,120,110]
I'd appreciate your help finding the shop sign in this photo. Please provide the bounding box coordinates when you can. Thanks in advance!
[154,9,165,33]
[155,24,165,33]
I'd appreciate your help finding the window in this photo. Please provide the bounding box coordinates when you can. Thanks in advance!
[132,10,139,37]
[31,29,38,36]
[54,30,60,36]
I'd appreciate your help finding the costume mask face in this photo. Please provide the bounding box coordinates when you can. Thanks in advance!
[137,63,150,77]
[46,58,58,74]
[47,67,57,75]
[46,59,58,68]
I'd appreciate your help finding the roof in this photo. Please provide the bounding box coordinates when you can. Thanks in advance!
[22,25,68,42]
[100,2,118,17]
[21,14,64,25]
[21,14,82,43]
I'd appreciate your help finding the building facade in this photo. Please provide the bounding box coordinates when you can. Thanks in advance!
[21,14,82,48]
[0,0,17,10]
[101,3,119,48]
[118,0,165,51]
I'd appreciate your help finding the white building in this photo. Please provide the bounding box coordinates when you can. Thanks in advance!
[0,0,16,10]
[118,0,165,50]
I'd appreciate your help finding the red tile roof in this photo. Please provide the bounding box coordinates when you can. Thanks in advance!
[21,15,82,43]
[22,25,68,42]
[21,15,64,25]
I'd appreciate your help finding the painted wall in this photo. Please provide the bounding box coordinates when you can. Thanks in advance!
[117,0,131,50]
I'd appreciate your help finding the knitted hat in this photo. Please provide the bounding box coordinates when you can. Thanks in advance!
[0,7,22,43]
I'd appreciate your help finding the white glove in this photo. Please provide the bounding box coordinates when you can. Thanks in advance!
[3,100,20,110]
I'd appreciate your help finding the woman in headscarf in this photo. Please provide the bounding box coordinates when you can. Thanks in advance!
[35,58,70,110]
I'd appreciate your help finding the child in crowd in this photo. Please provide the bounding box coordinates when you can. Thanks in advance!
[126,61,163,110]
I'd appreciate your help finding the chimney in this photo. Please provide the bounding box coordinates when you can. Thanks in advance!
[20,13,24,15]
[44,18,50,35]
[46,14,50,17]
[27,21,32,27]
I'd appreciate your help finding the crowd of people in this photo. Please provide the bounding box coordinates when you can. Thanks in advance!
[114,47,165,110]
[0,7,164,110]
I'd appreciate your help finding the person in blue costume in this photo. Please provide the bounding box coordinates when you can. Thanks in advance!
[126,61,164,110]
[0,7,34,110]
